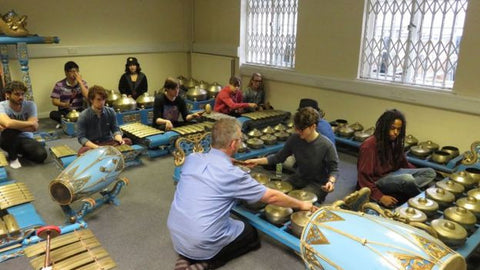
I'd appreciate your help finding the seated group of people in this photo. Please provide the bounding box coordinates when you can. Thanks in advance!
[153,73,267,131]
[49,58,147,129]
[0,57,147,168]
[0,59,436,269]
[168,104,436,270]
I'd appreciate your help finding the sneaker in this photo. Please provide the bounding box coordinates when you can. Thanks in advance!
[9,158,21,169]
[55,123,62,129]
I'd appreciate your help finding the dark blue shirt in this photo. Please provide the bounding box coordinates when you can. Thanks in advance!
[317,119,335,145]
[77,106,122,145]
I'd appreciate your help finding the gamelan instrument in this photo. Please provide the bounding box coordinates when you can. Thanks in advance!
[24,229,116,270]
[121,122,214,158]
[300,206,465,269]
[49,146,128,223]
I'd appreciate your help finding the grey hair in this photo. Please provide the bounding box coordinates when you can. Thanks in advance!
[211,118,241,148]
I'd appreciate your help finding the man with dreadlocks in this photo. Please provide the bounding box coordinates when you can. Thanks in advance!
[357,109,435,208]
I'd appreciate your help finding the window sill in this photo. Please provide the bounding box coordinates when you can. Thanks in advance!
[240,64,480,116]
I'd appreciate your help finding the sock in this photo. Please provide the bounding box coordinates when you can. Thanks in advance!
[9,158,21,169]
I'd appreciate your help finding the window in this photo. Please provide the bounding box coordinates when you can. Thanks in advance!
[245,0,298,68]
[359,0,468,89]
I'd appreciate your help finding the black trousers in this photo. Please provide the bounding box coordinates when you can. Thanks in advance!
[0,129,47,163]
[49,108,70,123]
[189,221,261,269]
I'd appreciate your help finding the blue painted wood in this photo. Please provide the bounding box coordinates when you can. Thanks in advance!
[234,142,285,160]
[0,35,59,44]
[0,167,7,182]
[62,119,77,136]
[232,205,301,253]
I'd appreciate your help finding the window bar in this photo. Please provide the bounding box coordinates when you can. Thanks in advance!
[382,2,392,80]
[443,0,461,87]
[265,0,270,65]
[291,0,298,67]
[373,1,382,80]
[431,1,447,87]
[403,0,418,84]
[412,1,427,85]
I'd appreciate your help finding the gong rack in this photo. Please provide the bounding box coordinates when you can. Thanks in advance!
[334,133,479,174]
[398,190,480,259]
[233,186,480,261]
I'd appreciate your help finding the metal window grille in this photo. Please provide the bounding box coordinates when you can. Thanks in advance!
[359,0,468,89]
[245,0,298,68]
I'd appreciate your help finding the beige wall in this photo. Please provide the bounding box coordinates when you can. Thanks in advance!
[1,0,192,117]
[2,1,479,151]
[2,0,192,46]
[193,0,239,47]
[7,53,188,117]
[192,0,480,152]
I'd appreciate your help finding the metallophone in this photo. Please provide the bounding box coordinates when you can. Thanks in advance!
[61,107,153,137]
[120,109,291,159]
[0,146,127,266]
[50,143,145,169]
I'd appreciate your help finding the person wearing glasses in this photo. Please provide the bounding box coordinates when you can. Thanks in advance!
[0,81,47,169]
[357,109,435,208]
[168,118,316,270]
[49,61,88,129]
[245,107,339,202]
[243,73,271,110]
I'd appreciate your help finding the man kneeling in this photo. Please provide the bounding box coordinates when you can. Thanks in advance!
[167,118,314,270]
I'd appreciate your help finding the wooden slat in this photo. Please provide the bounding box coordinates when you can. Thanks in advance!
[26,229,116,270]
[75,256,117,270]
[0,183,34,210]
[50,145,76,158]
[0,152,7,167]
[53,247,110,270]
[29,238,101,269]
[24,229,95,257]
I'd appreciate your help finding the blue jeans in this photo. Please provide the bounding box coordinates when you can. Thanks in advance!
[375,168,436,199]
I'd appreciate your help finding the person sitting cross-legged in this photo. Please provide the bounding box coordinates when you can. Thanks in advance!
[357,109,436,208]
[76,85,131,155]
[0,81,47,169]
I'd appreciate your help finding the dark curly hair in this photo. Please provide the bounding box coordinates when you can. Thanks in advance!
[374,109,406,165]
[4,80,27,94]
[294,107,319,131]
